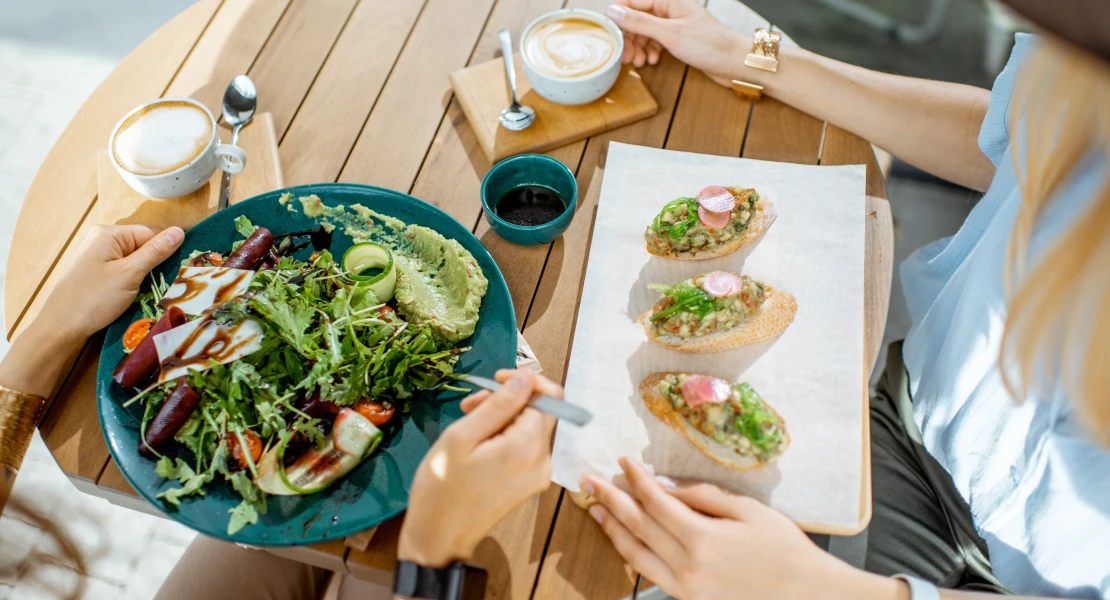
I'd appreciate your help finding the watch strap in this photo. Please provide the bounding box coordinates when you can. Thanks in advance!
[394,560,487,600]
[893,574,941,600]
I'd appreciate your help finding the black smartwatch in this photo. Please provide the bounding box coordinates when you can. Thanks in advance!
[393,560,487,600]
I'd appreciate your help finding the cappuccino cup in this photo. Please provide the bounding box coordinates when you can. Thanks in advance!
[520,9,624,106]
[109,97,246,199]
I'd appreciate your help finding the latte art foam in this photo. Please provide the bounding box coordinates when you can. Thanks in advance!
[524,18,618,80]
[112,101,212,176]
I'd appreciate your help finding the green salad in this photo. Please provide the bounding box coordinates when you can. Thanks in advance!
[120,215,478,534]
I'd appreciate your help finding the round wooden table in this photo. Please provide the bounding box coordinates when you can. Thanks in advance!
[4,0,893,597]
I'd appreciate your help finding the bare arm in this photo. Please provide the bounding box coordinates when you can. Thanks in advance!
[741,45,995,191]
[609,0,997,191]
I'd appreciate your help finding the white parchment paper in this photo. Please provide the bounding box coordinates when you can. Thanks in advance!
[552,142,867,530]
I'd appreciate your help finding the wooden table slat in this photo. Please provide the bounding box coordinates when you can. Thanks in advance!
[164,0,293,108]
[37,333,109,485]
[3,0,222,338]
[246,0,361,139]
[337,0,498,192]
[742,97,825,164]
[280,0,427,187]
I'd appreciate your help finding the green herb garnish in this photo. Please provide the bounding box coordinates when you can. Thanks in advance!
[648,282,721,322]
[650,198,700,239]
[731,383,781,456]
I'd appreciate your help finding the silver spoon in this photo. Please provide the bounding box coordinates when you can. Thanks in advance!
[218,74,257,210]
[497,29,535,131]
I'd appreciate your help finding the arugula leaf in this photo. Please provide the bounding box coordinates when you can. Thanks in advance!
[156,459,212,506]
[227,470,267,535]
[651,198,700,240]
[228,500,259,535]
[234,215,258,238]
[648,282,722,322]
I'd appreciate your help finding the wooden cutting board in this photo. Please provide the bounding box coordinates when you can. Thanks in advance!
[450,55,658,163]
[95,112,283,230]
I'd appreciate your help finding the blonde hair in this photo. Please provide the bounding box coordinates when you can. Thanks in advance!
[1002,37,1110,445]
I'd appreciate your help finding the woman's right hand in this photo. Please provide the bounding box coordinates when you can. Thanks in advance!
[606,0,750,87]
[397,369,559,568]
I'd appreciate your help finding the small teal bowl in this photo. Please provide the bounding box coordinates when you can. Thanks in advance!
[480,154,577,246]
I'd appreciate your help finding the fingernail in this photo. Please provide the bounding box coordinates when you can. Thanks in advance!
[607,5,628,22]
[589,505,604,523]
[581,480,595,496]
[656,475,677,489]
[163,227,184,246]
[508,369,532,391]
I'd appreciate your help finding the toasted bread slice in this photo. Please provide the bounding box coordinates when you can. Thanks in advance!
[646,197,777,260]
[639,285,797,353]
[640,372,790,471]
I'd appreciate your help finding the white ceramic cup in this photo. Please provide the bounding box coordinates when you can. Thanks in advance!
[519,9,624,106]
[108,97,246,199]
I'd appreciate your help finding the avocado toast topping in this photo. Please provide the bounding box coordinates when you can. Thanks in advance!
[641,372,789,469]
[639,271,797,353]
[644,186,776,260]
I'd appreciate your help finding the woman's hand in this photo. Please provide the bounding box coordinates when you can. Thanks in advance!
[606,0,749,86]
[39,224,185,342]
[398,368,559,567]
[584,458,906,600]
[0,225,183,398]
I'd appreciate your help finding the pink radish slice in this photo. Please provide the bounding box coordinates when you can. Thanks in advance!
[681,376,732,406]
[697,205,730,229]
[697,186,736,213]
[701,271,744,298]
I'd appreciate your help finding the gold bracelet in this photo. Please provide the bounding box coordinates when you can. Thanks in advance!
[745,27,781,73]
[0,385,47,474]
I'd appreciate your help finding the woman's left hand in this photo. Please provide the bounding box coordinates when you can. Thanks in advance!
[0,225,183,398]
[38,224,184,342]
[583,458,903,600]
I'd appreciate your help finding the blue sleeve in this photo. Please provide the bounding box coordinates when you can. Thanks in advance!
[978,33,1038,167]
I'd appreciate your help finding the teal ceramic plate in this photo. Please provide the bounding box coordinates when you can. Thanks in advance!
[96,183,516,546]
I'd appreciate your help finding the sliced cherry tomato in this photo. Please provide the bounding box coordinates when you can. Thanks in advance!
[352,400,395,426]
[122,318,156,351]
[188,252,225,267]
[378,306,396,319]
[228,429,263,470]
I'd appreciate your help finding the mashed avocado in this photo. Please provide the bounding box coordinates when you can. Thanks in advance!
[283,194,487,342]
[393,228,487,342]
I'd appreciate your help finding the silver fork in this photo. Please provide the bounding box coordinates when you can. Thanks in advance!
[446,373,592,427]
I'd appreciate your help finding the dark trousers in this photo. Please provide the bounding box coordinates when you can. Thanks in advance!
[861,341,1008,592]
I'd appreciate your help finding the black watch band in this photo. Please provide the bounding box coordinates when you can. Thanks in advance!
[393,560,487,600]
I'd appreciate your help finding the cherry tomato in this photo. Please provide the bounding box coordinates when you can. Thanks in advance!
[188,252,225,267]
[378,306,395,319]
[353,400,395,426]
[122,318,156,351]
[228,429,263,470]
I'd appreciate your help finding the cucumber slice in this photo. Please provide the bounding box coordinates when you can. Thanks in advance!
[342,242,398,302]
[254,411,383,496]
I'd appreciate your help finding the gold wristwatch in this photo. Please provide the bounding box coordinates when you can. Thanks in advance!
[731,28,782,102]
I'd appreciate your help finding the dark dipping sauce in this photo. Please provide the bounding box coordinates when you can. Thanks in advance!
[495,185,566,227]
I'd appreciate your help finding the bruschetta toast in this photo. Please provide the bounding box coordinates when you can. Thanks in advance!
[644,186,776,260]
[641,372,789,470]
[639,271,797,353]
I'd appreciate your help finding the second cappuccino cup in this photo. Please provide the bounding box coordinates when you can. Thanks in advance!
[109,97,246,200]
[520,8,624,106]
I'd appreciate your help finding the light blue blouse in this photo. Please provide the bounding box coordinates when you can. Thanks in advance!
[901,33,1110,599]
